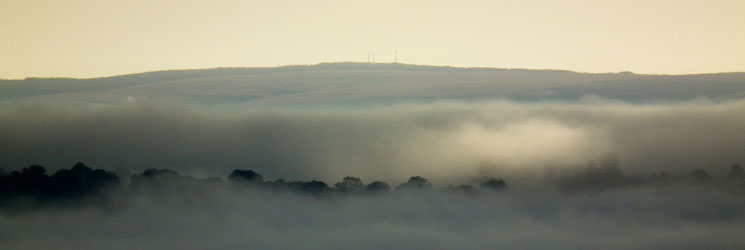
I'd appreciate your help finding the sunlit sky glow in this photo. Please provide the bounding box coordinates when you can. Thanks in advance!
[1,0,744,79]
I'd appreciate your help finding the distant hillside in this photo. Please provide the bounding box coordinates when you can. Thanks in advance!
[1,62,744,107]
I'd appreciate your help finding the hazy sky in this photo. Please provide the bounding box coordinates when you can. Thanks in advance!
[1,0,744,79]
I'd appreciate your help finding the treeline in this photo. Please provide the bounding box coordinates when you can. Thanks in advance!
[554,162,745,192]
[0,162,507,207]
[2,161,744,208]
[0,163,120,205]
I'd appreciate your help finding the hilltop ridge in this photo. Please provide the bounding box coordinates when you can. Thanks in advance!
[1,62,744,107]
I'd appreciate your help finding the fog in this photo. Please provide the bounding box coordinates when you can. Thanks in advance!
[2,179,745,250]
[2,65,745,249]
[1,99,744,183]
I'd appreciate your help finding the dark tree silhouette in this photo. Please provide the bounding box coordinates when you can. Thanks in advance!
[396,176,432,190]
[17,165,52,198]
[0,170,9,197]
[229,169,264,184]
[49,162,120,198]
[300,180,330,195]
[144,168,179,177]
[0,163,121,205]
[335,176,363,192]
[480,178,507,191]
[365,181,391,193]
[130,168,184,189]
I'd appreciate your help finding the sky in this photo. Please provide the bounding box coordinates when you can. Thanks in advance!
[1,0,744,79]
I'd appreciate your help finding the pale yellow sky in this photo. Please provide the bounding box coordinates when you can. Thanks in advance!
[1,0,743,79]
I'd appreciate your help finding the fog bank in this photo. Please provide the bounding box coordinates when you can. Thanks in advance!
[1,99,743,183]
[2,183,744,250]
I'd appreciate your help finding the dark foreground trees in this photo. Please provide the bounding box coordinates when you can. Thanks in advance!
[8,164,504,200]
[7,160,743,209]
[0,162,120,206]
[479,178,508,191]
[396,176,432,190]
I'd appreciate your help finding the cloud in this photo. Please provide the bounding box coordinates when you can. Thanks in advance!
[1,99,744,185]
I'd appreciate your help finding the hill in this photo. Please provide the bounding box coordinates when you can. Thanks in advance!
[1,62,744,107]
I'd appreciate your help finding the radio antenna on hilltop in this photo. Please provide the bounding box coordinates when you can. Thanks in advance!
[367,52,370,63]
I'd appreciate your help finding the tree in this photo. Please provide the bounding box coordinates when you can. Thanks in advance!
[396,176,432,190]
[228,169,264,184]
[129,168,183,189]
[18,165,51,197]
[366,181,391,193]
[479,178,507,191]
[334,176,363,192]
[49,162,120,198]
[301,180,330,195]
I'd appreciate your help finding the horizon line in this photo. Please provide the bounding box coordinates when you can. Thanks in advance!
[2,61,744,81]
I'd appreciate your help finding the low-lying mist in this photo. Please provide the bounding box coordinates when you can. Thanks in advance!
[5,187,744,250]
[2,99,745,249]
[1,161,745,250]
[1,99,743,183]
